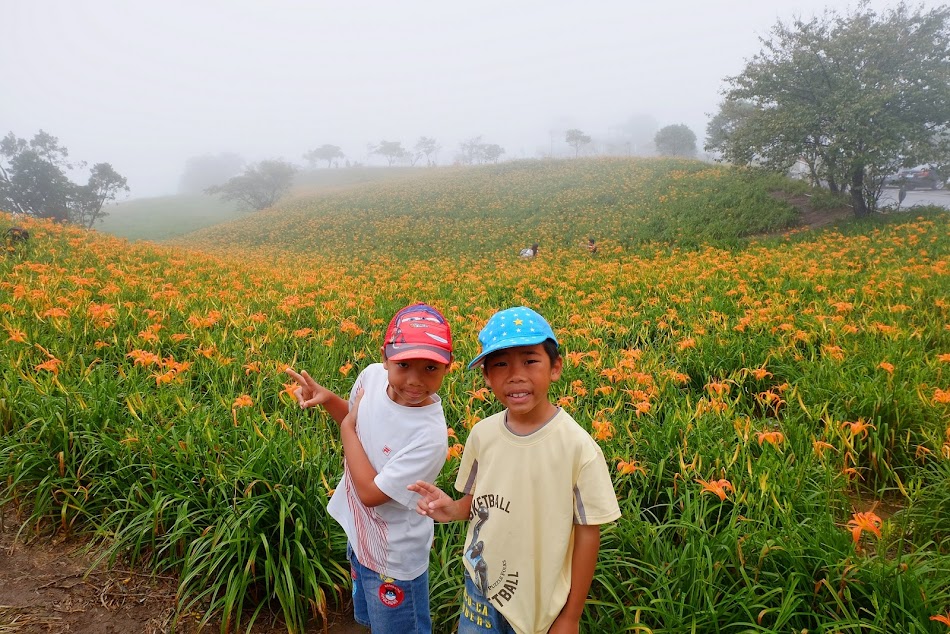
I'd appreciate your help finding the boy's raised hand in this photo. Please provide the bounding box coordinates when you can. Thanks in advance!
[407,481,459,523]
[285,367,332,409]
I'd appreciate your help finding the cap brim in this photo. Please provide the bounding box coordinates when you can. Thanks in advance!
[467,335,553,370]
[386,344,452,365]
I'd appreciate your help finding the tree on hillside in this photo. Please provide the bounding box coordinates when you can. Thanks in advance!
[565,129,592,158]
[205,159,296,211]
[0,130,129,225]
[708,3,950,216]
[479,144,505,164]
[457,136,483,165]
[373,141,407,166]
[704,100,756,159]
[414,136,441,166]
[608,113,659,155]
[73,163,129,229]
[303,144,345,168]
[654,124,697,157]
[456,137,506,165]
[178,153,244,194]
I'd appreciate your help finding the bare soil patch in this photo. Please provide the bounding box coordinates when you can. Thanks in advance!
[769,191,854,231]
[0,508,364,634]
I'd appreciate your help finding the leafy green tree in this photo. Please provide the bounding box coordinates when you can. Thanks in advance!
[414,136,441,166]
[479,143,505,164]
[457,136,483,165]
[205,159,296,211]
[710,3,950,216]
[565,129,592,158]
[456,137,505,165]
[373,141,406,166]
[0,130,128,225]
[654,124,697,157]
[73,163,129,229]
[303,144,345,168]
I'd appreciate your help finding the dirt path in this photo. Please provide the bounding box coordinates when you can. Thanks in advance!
[0,509,364,634]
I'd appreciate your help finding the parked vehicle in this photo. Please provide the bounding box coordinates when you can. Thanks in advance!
[884,165,943,189]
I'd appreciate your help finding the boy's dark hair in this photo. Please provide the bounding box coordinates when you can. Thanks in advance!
[541,338,560,364]
[483,338,560,367]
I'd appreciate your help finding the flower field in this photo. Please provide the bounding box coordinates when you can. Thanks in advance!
[2,158,949,632]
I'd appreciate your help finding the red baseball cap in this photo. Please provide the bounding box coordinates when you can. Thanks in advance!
[384,303,453,364]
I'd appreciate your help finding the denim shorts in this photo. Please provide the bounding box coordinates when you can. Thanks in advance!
[458,571,517,634]
[347,543,432,634]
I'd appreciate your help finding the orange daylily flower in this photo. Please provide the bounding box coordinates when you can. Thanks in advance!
[42,307,69,319]
[677,338,696,351]
[617,460,646,475]
[934,388,950,405]
[813,440,837,457]
[282,382,300,399]
[756,431,785,446]
[847,511,882,546]
[6,328,27,343]
[35,357,62,374]
[243,361,262,375]
[592,420,614,442]
[339,362,354,376]
[932,613,950,626]
[750,367,772,380]
[877,361,894,374]
[127,349,161,367]
[841,419,875,439]
[696,478,734,501]
[468,387,491,402]
[705,381,731,396]
[339,319,363,336]
[233,394,254,409]
[447,443,464,460]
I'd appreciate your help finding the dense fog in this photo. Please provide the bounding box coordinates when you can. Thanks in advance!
[1,0,924,198]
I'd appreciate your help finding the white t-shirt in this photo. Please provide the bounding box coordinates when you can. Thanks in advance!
[455,408,621,634]
[327,363,448,580]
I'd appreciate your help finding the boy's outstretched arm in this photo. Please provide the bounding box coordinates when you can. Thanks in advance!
[339,389,390,507]
[407,481,472,523]
[285,367,349,423]
[549,524,601,634]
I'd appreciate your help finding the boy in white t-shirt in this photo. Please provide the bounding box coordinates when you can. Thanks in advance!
[286,303,453,634]
[409,306,621,634]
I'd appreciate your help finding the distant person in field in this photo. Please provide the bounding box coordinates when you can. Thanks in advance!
[585,237,597,255]
[519,242,539,259]
[409,306,620,634]
[285,303,454,634]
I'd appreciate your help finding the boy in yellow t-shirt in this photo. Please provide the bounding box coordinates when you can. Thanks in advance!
[410,307,621,634]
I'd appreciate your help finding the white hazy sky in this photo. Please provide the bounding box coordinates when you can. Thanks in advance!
[2,0,936,197]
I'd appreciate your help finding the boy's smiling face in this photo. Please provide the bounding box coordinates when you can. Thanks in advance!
[482,343,562,427]
[383,356,450,406]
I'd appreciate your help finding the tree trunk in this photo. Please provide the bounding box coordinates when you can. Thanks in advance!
[850,166,869,218]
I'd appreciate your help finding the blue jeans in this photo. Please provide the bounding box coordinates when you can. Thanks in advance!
[347,543,432,633]
[458,572,517,634]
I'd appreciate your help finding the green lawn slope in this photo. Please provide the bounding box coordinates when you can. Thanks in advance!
[172,157,808,260]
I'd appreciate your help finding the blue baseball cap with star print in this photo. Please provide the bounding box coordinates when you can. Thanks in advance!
[468,306,558,369]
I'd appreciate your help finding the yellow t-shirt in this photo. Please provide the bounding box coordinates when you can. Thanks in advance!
[455,408,621,634]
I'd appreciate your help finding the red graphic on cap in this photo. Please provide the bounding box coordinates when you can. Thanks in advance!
[384,303,453,364]
[379,582,404,607]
